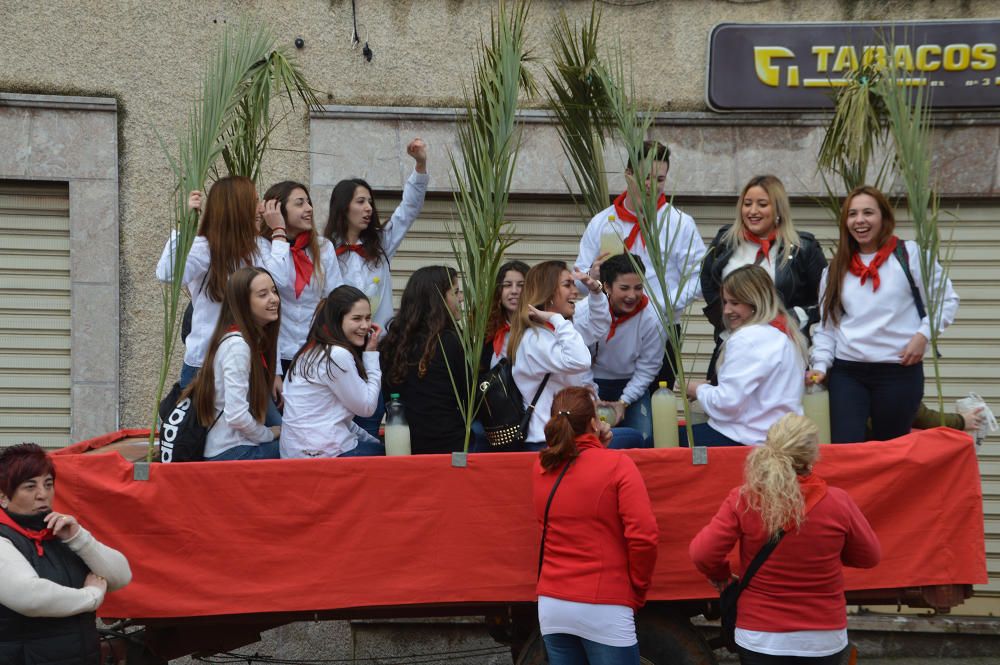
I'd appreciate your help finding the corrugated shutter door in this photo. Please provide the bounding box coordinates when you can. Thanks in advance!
[0,182,71,449]
[385,192,1000,608]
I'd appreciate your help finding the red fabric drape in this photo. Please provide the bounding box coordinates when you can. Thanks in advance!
[52,428,986,619]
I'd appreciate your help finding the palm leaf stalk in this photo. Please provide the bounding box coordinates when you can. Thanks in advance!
[595,50,703,449]
[816,62,892,219]
[544,3,612,218]
[877,64,953,422]
[149,21,318,461]
[444,0,535,452]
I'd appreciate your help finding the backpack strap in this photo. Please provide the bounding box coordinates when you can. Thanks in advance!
[520,373,551,435]
[893,241,926,320]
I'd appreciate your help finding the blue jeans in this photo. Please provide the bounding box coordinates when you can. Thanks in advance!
[179,362,199,388]
[606,427,647,449]
[828,359,923,443]
[205,440,281,461]
[354,393,386,440]
[338,438,386,457]
[595,378,653,445]
[542,633,639,665]
[687,422,744,447]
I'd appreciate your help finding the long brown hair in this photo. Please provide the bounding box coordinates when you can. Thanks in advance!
[198,176,261,302]
[261,181,325,295]
[540,387,596,471]
[185,267,280,425]
[485,260,530,341]
[506,261,567,365]
[322,178,387,267]
[821,185,897,326]
[381,266,458,384]
[288,285,369,383]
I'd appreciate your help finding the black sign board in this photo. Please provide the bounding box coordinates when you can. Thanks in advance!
[707,20,1000,110]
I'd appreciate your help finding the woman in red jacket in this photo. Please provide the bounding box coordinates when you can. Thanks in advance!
[689,414,881,664]
[534,387,659,665]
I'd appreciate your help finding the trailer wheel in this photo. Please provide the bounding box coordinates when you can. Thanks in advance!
[513,610,717,665]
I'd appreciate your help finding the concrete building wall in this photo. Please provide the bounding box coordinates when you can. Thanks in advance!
[1,0,998,428]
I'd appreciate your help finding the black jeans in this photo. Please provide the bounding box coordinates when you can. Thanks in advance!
[738,644,850,665]
[828,359,923,443]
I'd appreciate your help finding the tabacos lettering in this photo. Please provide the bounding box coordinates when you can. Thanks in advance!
[754,42,999,88]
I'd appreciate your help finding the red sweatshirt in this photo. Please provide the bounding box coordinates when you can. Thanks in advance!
[533,435,659,610]
[689,474,880,632]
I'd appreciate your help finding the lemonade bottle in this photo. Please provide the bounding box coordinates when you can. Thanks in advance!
[651,381,679,448]
[801,383,831,444]
[599,215,624,258]
[384,393,411,456]
[365,276,382,316]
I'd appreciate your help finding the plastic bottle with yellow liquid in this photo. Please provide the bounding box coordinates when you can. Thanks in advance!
[651,381,679,448]
[802,383,831,444]
[599,215,625,259]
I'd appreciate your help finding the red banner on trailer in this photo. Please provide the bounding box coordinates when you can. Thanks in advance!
[51,428,986,619]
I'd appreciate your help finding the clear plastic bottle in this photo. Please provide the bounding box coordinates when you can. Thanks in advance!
[802,383,831,444]
[599,215,624,258]
[651,381,679,448]
[596,404,618,425]
[364,276,382,316]
[384,393,411,456]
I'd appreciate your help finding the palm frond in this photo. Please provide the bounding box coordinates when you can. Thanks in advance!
[445,0,534,452]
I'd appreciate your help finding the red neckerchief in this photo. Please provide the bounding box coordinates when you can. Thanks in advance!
[743,229,778,264]
[769,312,790,336]
[607,295,649,341]
[290,232,314,298]
[492,321,510,358]
[849,235,898,292]
[612,191,667,251]
[0,510,54,556]
[226,325,267,370]
[336,243,368,259]
[543,321,556,332]
[796,473,829,522]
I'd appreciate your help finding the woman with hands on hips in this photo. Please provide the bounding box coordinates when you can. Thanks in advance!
[0,443,131,665]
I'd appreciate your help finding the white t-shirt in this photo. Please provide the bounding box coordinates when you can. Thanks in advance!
[538,596,636,647]
[735,627,847,657]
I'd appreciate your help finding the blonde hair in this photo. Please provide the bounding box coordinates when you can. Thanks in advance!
[740,414,820,538]
[719,265,808,364]
[507,261,567,365]
[721,175,799,268]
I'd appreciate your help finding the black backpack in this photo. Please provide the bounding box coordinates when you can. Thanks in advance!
[157,333,235,462]
[477,358,549,451]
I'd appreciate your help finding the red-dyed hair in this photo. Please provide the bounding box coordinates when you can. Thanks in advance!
[0,443,55,500]
[540,387,597,471]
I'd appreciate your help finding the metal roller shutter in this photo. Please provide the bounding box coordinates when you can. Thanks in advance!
[383,190,1000,610]
[0,181,71,449]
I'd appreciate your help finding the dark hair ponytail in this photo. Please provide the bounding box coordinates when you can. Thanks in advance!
[540,387,596,471]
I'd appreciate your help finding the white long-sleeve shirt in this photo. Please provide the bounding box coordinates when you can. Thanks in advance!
[280,348,382,458]
[337,170,429,328]
[590,305,666,405]
[575,201,706,319]
[513,292,612,443]
[0,525,131,617]
[696,323,805,445]
[156,232,271,368]
[264,236,343,361]
[810,240,959,373]
[204,334,275,458]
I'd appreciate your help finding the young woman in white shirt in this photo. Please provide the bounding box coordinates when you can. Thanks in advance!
[259,181,343,374]
[686,265,808,446]
[508,261,646,451]
[184,266,282,461]
[156,176,281,389]
[280,286,384,458]
[808,186,959,443]
[483,260,530,370]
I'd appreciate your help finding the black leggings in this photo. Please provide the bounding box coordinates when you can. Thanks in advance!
[738,644,850,665]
